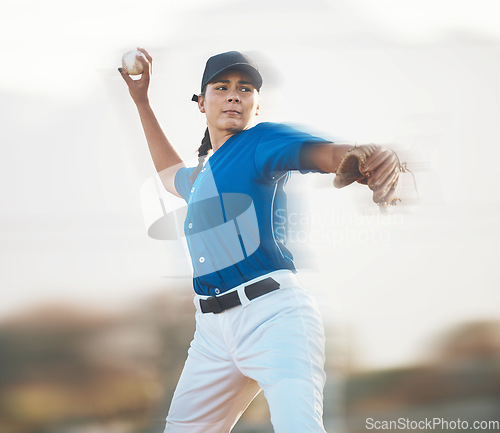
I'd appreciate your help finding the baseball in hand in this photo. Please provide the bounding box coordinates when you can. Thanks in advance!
[121,50,145,75]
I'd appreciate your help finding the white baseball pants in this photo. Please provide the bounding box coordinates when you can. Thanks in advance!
[163,270,327,433]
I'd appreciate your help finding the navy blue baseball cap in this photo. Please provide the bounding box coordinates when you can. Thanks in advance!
[192,51,263,102]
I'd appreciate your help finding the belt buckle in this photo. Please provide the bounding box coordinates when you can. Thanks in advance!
[203,296,223,314]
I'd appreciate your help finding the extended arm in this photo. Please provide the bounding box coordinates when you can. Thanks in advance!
[119,48,184,197]
[301,142,402,207]
[300,142,354,173]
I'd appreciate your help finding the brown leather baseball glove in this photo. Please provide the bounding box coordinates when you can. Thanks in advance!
[334,145,402,207]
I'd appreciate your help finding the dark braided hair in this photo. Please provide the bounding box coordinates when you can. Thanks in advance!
[189,127,212,184]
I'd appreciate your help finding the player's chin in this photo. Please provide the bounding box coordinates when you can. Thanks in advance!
[222,119,246,133]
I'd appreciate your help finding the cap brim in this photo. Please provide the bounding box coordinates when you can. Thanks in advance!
[206,63,263,91]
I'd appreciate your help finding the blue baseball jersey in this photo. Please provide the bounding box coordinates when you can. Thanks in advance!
[174,122,328,296]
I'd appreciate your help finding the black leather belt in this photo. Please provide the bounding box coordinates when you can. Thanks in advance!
[200,277,280,314]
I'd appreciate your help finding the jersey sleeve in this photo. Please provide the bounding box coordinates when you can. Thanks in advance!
[254,123,330,180]
[174,166,196,202]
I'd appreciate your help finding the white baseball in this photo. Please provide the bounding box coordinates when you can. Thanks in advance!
[121,50,145,75]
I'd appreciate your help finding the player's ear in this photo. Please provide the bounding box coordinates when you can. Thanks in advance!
[198,95,205,113]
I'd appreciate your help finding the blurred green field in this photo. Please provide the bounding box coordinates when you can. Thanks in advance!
[1,288,499,433]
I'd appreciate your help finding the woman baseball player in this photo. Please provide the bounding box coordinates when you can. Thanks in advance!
[119,48,401,433]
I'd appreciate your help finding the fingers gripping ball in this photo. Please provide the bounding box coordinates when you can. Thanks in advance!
[334,144,403,207]
[121,50,145,75]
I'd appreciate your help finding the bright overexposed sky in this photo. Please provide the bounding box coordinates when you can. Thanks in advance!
[1,0,499,370]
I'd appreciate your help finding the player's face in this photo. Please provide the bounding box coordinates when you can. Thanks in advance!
[198,70,260,137]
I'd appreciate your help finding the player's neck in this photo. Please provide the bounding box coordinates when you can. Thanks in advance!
[208,127,246,153]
